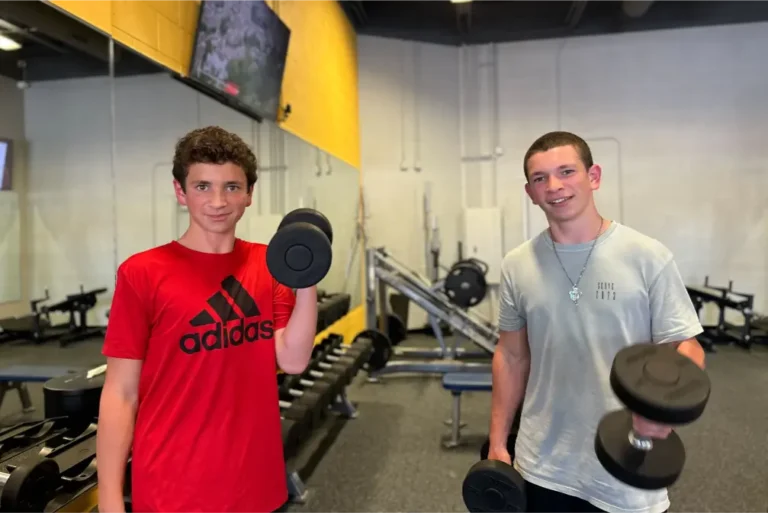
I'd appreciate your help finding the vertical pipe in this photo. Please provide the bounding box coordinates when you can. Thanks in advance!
[458,45,467,209]
[108,37,119,278]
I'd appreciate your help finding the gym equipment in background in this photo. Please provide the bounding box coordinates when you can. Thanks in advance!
[443,258,490,309]
[0,286,107,347]
[267,208,333,289]
[686,276,767,351]
[364,247,497,379]
[595,343,710,490]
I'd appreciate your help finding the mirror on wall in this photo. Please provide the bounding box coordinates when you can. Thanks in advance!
[0,189,21,304]
[6,30,113,332]
[108,40,363,314]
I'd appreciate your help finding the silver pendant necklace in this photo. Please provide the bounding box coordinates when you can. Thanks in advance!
[551,218,604,305]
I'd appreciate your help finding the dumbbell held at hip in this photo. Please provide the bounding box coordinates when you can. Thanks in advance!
[267,208,333,289]
[463,461,525,513]
[595,343,710,490]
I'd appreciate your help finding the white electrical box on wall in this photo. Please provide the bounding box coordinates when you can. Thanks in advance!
[460,208,503,285]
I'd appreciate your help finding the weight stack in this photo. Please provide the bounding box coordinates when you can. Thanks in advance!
[43,371,105,424]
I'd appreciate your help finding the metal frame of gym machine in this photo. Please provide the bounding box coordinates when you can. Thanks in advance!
[364,246,498,378]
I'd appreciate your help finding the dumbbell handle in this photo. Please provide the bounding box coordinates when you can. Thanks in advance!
[628,430,653,451]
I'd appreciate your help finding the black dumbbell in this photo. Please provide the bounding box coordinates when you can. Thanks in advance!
[0,456,60,512]
[595,343,710,490]
[281,417,303,459]
[462,458,526,512]
[266,208,333,289]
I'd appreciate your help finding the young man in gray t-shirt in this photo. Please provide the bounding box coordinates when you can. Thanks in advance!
[490,131,707,513]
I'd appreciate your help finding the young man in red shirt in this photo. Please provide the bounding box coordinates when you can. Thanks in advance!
[96,126,318,512]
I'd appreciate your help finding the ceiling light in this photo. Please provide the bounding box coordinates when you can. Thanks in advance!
[451,0,472,3]
[0,34,21,51]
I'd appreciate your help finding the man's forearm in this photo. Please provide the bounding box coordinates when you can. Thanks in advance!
[676,337,706,369]
[277,287,318,373]
[489,349,529,450]
[96,388,137,511]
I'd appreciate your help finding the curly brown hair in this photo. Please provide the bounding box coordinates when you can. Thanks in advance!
[172,126,258,191]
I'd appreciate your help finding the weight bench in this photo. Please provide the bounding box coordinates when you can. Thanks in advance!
[0,365,84,415]
[442,371,492,448]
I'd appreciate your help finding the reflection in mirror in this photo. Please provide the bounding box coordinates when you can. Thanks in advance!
[0,190,21,304]
[109,39,362,313]
[10,11,113,335]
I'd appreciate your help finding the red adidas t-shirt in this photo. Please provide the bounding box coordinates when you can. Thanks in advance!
[103,238,296,512]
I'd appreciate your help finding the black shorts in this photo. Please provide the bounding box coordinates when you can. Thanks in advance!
[524,480,668,513]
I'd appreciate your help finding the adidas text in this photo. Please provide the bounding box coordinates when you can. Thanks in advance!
[180,318,275,354]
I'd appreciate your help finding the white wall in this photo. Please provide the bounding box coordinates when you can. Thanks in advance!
[23,73,361,325]
[0,76,27,318]
[358,22,768,323]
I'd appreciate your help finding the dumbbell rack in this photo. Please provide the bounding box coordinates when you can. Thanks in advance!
[365,247,498,378]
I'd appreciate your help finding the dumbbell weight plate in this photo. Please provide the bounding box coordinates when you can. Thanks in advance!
[462,460,526,513]
[352,329,393,372]
[610,343,710,424]
[0,457,61,512]
[595,410,686,489]
[444,261,488,309]
[267,208,333,290]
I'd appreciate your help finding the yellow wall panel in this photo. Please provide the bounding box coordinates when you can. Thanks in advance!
[180,1,201,35]
[112,1,158,49]
[272,0,361,169]
[48,0,112,35]
[156,14,182,63]
[154,1,181,26]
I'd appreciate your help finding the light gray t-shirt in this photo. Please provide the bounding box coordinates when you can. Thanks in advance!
[498,221,703,513]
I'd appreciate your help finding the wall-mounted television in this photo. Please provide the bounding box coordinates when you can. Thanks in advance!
[0,139,12,191]
[188,0,291,122]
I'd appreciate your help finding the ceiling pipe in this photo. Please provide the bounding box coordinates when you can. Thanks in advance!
[622,1,654,18]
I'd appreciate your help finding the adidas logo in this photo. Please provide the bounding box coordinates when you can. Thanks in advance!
[179,275,274,354]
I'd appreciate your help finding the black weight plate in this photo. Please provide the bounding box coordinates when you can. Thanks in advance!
[610,343,710,424]
[378,313,407,346]
[595,410,685,490]
[0,457,61,512]
[353,329,392,371]
[278,208,334,244]
[462,460,526,513]
[444,262,488,309]
[267,222,333,289]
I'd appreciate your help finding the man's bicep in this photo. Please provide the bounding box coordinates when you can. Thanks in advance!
[649,259,704,344]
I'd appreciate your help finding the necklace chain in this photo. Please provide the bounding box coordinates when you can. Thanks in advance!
[551,218,604,305]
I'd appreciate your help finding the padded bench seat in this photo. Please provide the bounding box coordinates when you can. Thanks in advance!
[0,364,84,415]
[441,372,493,448]
[442,372,493,393]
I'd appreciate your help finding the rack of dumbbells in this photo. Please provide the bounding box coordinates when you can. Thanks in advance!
[316,291,351,333]
[0,365,115,513]
[279,330,390,503]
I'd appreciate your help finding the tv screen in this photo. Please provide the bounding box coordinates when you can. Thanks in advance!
[189,0,291,122]
[0,140,11,191]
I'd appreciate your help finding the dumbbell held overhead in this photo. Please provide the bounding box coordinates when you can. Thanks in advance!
[267,208,333,289]
[595,343,710,490]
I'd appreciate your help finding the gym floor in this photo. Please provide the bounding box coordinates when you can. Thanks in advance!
[1,335,767,512]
